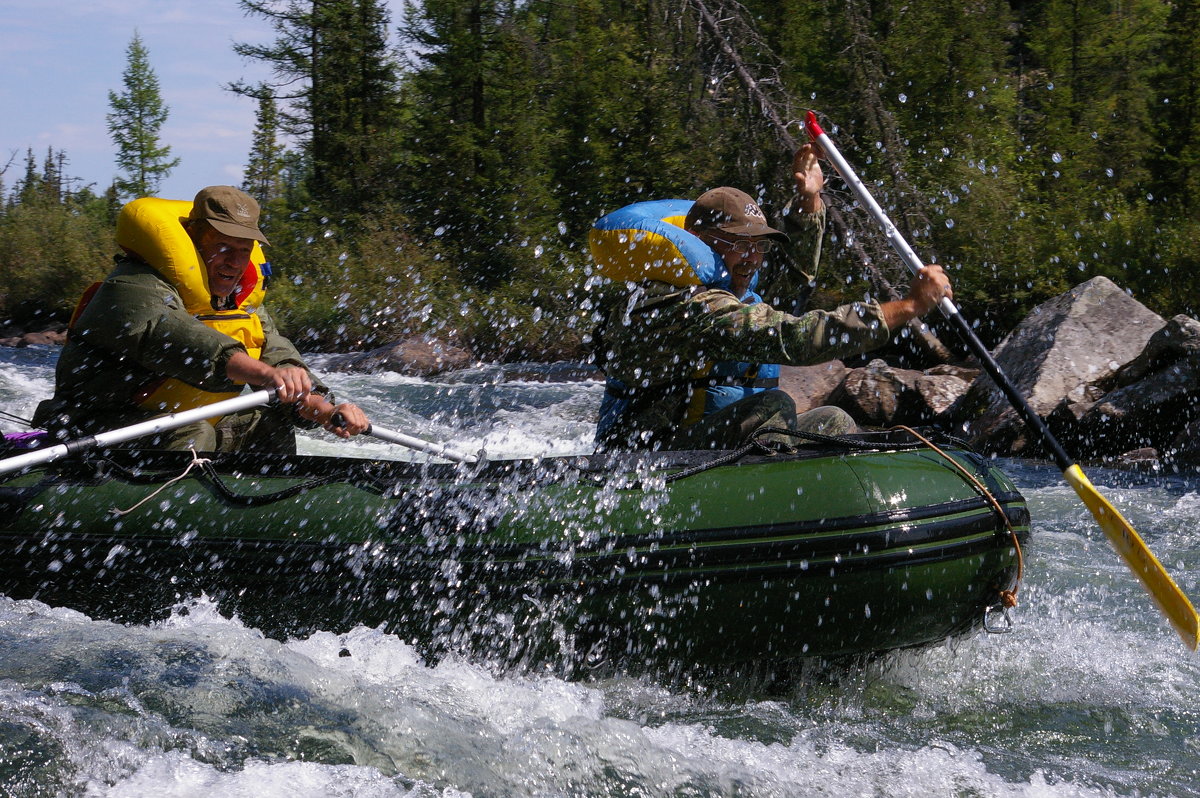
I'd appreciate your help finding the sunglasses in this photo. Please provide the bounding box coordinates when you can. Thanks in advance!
[709,236,775,254]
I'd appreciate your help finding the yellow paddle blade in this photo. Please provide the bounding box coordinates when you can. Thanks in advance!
[1064,464,1200,650]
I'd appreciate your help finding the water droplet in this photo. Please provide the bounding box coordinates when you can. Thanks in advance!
[898,93,907,103]
[1051,152,1063,163]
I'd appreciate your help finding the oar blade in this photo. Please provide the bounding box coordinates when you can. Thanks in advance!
[1064,465,1200,650]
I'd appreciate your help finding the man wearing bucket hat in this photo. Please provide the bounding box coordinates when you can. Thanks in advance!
[592,145,951,451]
[33,185,369,453]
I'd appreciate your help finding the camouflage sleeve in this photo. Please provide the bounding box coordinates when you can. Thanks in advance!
[597,280,892,389]
[756,201,826,314]
[71,276,244,392]
[688,288,892,367]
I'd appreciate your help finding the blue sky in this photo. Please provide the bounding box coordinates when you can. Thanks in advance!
[1,0,402,200]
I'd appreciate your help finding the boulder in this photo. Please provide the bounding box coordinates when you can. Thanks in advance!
[325,337,473,377]
[925,363,981,383]
[22,330,66,346]
[1114,314,1200,387]
[0,330,66,347]
[1073,349,1200,458]
[954,276,1163,455]
[827,359,974,428]
[1166,418,1200,468]
[916,371,972,419]
[828,359,921,426]
[778,360,849,413]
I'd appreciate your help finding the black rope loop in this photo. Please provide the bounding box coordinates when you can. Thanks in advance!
[91,455,343,508]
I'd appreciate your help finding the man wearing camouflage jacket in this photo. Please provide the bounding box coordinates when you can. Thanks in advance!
[593,144,952,451]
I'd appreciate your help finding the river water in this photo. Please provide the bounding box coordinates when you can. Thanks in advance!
[2,345,1199,797]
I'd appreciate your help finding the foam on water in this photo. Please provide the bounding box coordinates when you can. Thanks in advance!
[0,348,55,432]
[299,366,602,461]
[0,595,1135,798]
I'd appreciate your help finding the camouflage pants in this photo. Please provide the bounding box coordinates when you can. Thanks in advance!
[154,405,298,454]
[665,390,857,451]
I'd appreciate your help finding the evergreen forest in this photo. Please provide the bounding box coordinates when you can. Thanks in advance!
[3,0,1200,364]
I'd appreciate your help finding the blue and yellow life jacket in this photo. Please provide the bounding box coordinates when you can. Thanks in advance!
[98,197,269,417]
[589,200,779,431]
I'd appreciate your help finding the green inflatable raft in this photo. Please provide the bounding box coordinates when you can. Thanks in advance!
[0,430,1029,676]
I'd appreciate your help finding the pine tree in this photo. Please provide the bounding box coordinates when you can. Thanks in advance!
[397,0,538,285]
[233,0,402,215]
[1152,0,1200,211]
[242,91,287,206]
[106,31,180,199]
[1019,0,1167,199]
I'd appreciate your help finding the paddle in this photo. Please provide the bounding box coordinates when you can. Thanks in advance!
[0,391,478,473]
[362,423,477,464]
[804,110,1200,650]
[0,389,277,477]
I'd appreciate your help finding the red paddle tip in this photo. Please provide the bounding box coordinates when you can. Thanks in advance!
[804,110,825,140]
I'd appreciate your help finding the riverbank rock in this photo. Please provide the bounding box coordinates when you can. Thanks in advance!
[1114,314,1200,387]
[827,359,921,426]
[825,359,974,427]
[1068,315,1200,461]
[324,337,473,377]
[952,276,1163,456]
[0,328,67,347]
[1167,419,1200,467]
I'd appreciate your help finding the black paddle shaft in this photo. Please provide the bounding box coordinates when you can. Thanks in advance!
[942,310,1075,471]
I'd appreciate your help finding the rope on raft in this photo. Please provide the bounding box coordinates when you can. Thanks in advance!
[659,425,960,485]
[99,451,345,511]
[659,424,1025,623]
[891,424,1024,619]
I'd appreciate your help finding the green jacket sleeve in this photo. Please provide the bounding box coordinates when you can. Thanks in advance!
[256,306,329,396]
[688,288,890,366]
[71,270,243,392]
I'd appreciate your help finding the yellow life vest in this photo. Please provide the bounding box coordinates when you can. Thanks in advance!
[114,197,269,418]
